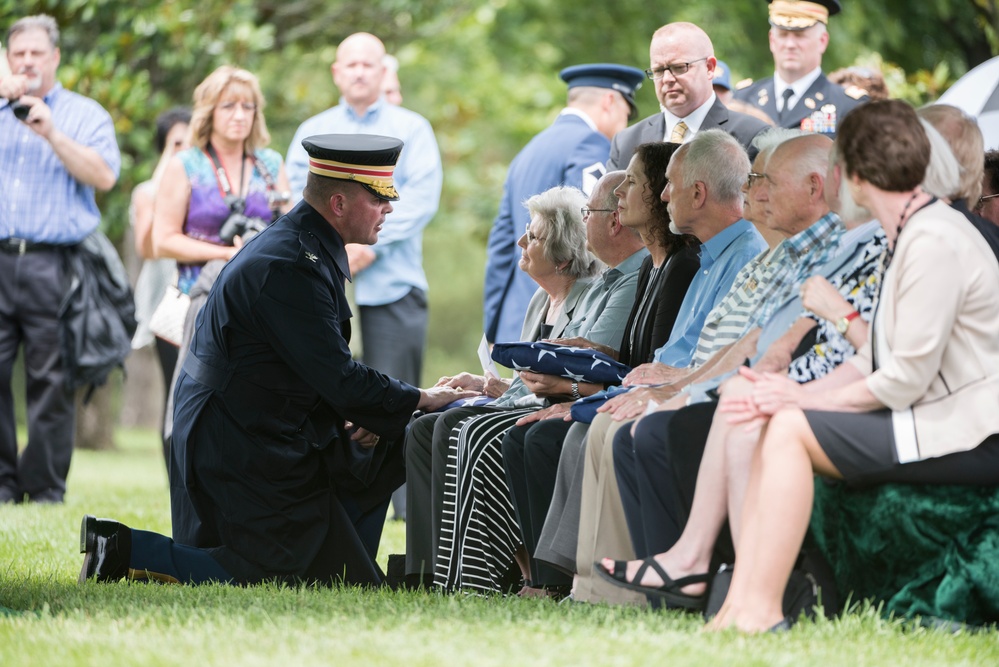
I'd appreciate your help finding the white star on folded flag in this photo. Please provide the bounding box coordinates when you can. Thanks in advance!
[491,341,632,386]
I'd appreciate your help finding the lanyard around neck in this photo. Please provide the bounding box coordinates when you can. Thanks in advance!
[205,144,246,201]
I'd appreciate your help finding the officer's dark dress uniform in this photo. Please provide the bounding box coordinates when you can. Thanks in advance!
[79,135,422,587]
[732,0,867,138]
[733,73,867,138]
[168,198,420,585]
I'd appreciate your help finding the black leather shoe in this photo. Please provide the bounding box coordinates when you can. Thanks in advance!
[0,487,21,504]
[78,515,132,584]
[29,489,64,504]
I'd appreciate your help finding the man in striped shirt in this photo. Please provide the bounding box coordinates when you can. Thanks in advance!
[601,133,842,419]
[0,15,120,505]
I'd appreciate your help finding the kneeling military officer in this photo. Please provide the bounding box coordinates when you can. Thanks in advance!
[78,134,472,587]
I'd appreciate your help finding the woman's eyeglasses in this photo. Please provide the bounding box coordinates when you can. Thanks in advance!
[217,101,257,113]
[525,224,546,244]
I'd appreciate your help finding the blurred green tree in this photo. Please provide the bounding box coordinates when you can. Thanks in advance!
[2,0,995,424]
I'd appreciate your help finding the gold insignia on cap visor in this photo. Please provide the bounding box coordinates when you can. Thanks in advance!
[308,157,400,199]
[769,0,830,28]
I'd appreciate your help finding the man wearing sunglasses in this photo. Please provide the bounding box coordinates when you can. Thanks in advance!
[608,22,770,170]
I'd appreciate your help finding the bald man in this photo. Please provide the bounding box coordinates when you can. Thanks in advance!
[608,22,770,169]
[286,35,441,387]
[286,33,443,520]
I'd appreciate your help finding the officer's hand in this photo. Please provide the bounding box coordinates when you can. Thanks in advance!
[349,426,381,449]
[418,386,479,412]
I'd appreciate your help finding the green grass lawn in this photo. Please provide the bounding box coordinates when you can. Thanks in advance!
[2,428,998,666]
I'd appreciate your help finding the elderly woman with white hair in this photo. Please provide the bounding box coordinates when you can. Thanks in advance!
[431,184,646,594]
[404,183,644,590]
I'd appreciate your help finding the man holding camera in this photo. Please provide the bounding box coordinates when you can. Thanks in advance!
[0,15,120,504]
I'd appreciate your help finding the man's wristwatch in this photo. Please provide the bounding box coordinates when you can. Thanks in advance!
[835,310,861,334]
[570,380,580,400]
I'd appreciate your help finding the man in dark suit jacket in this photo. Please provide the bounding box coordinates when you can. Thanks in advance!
[608,22,771,170]
[732,0,867,137]
[485,64,644,345]
[77,135,471,588]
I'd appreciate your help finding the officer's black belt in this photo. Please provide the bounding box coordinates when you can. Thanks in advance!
[182,354,234,393]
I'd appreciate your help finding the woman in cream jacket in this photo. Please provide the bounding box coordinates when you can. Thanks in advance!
[710,99,999,633]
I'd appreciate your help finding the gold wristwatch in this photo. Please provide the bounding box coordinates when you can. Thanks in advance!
[835,311,861,334]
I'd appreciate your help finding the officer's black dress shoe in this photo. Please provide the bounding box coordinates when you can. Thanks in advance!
[29,489,64,504]
[0,487,21,504]
[78,515,132,584]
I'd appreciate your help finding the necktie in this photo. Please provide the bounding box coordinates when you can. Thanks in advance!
[778,88,795,123]
[670,121,688,143]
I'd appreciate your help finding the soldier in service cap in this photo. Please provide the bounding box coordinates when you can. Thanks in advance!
[733,0,868,137]
[77,133,473,589]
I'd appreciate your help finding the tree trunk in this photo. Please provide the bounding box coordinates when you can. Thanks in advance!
[75,382,116,451]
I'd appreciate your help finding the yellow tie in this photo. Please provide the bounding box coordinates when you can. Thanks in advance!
[670,121,689,143]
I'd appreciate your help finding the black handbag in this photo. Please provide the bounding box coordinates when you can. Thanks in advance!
[703,549,840,623]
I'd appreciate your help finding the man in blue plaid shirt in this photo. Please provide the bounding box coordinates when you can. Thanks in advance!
[0,14,120,504]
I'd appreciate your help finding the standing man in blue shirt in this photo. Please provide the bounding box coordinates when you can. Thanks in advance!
[0,15,120,505]
[484,64,644,345]
[286,32,441,395]
[286,33,443,520]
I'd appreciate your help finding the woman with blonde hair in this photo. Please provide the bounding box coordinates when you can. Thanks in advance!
[152,65,291,295]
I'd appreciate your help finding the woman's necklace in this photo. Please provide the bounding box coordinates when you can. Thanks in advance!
[884,190,921,269]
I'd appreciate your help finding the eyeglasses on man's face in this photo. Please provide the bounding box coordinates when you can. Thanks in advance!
[976,193,999,210]
[645,57,708,81]
[747,172,775,188]
[581,207,615,218]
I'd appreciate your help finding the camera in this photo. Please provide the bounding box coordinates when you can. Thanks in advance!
[219,211,269,245]
[9,98,31,122]
[219,196,269,245]
[268,190,291,208]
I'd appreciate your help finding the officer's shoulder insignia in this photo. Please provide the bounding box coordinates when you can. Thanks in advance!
[581,162,606,197]
[735,78,754,90]
[305,251,318,263]
[845,85,867,100]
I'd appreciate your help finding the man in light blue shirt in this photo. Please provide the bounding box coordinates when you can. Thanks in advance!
[647,130,766,370]
[0,15,120,505]
[286,33,442,519]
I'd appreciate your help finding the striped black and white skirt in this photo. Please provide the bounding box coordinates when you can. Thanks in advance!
[435,407,535,593]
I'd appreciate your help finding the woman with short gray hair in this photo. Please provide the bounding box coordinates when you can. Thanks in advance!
[525,185,601,281]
